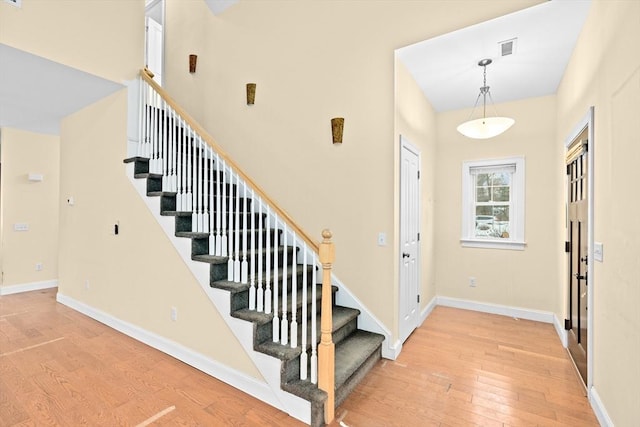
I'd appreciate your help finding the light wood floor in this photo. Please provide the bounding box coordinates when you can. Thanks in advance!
[0,289,598,426]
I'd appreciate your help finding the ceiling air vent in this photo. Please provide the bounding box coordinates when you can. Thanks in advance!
[499,38,517,57]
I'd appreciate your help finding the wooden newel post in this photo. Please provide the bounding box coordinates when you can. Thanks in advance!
[318,229,335,424]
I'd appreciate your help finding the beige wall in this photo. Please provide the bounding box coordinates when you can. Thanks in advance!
[163,0,542,338]
[58,90,260,379]
[0,128,60,289]
[0,0,265,379]
[556,0,640,424]
[394,59,438,325]
[0,0,144,82]
[434,96,561,311]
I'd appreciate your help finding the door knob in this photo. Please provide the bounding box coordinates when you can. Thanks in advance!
[575,272,587,281]
[402,253,410,258]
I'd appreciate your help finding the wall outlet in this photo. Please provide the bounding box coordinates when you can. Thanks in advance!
[377,232,387,246]
[469,277,477,287]
[35,263,43,271]
[14,223,29,231]
[84,279,90,290]
[171,307,178,322]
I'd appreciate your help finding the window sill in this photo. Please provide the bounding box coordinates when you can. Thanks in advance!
[460,238,526,251]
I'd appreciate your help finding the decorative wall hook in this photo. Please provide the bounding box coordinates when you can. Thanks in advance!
[246,83,256,105]
[189,54,197,73]
[331,117,344,144]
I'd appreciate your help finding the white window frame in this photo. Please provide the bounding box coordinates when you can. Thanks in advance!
[461,156,525,250]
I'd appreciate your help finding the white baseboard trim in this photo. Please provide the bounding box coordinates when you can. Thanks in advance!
[436,296,555,324]
[56,292,277,409]
[0,279,58,296]
[553,313,568,348]
[420,295,437,326]
[383,339,402,360]
[590,386,614,427]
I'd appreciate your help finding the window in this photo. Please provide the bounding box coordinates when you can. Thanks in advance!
[461,157,525,250]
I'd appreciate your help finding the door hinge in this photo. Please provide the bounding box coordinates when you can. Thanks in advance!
[564,319,571,330]
[417,294,420,303]
[565,241,570,253]
[566,164,571,175]
[417,170,420,179]
[417,232,420,241]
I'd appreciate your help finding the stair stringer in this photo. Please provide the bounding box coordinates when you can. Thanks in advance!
[125,163,312,425]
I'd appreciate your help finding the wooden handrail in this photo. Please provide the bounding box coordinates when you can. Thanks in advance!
[140,69,320,253]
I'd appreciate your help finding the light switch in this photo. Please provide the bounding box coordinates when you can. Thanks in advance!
[594,242,603,262]
[377,232,387,246]
[14,223,29,231]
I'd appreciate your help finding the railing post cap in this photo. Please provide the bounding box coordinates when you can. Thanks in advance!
[322,229,332,240]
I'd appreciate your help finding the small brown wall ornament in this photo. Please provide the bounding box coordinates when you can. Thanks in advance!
[246,83,256,105]
[189,54,197,73]
[331,117,344,144]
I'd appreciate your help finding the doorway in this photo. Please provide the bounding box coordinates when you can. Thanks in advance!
[564,107,594,389]
[145,0,164,86]
[399,136,421,343]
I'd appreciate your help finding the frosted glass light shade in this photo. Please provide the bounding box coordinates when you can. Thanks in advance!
[457,117,515,140]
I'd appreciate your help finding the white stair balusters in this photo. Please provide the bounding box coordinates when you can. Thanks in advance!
[185,128,193,212]
[208,150,215,252]
[150,92,157,173]
[137,78,144,158]
[241,184,248,284]
[257,195,264,312]
[227,169,235,281]
[221,158,228,257]
[153,92,161,174]
[191,135,198,230]
[281,223,289,346]
[169,108,177,192]
[248,189,256,310]
[233,174,241,282]
[197,137,205,232]
[202,144,209,233]
[264,205,272,315]
[300,244,308,379]
[272,216,280,343]
[290,231,298,348]
[311,252,318,385]
[161,99,168,190]
[213,153,222,255]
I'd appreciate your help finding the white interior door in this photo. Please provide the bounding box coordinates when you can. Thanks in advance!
[399,136,421,343]
[145,16,163,86]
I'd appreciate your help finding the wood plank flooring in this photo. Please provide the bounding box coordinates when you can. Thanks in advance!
[0,289,598,426]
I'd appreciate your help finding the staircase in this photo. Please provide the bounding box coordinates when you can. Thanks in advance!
[124,72,384,426]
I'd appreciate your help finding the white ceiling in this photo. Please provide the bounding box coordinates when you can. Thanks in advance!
[397,0,592,113]
[0,44,123,135]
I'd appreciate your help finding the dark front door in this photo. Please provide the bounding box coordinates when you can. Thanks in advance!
[566,133,588,386]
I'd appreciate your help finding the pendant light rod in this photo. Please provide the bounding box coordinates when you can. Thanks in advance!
[457,58,515,140]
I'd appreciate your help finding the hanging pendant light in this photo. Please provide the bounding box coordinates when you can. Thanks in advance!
[457,58,514,139]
